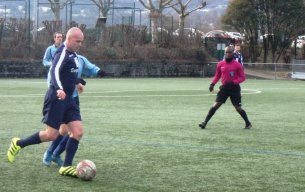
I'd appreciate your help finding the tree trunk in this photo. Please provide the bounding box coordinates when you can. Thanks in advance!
[150,10,160,44]
[263,39,268,63]
[179,15,186,42]
[96,17,107,42]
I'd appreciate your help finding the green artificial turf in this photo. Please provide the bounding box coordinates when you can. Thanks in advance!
[1,78,305,192]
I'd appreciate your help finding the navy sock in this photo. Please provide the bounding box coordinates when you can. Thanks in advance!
[53,135,69,157]
[47,134,63,154]
[63,137,79,167]
[17,132,42,148]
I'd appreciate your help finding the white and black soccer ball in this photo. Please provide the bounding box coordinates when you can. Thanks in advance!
[76,160,97,181]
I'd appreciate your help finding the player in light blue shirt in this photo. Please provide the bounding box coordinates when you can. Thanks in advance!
[42,53,106,167]
[42,32,63,84]
[43,32,63,67]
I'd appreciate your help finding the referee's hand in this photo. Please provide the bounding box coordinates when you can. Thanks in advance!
[209,83,215,92]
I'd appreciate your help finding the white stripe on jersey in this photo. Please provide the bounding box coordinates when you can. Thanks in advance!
[74,56,80,68]
[54,46,67,90]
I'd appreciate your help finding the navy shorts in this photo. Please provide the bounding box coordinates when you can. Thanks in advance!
[216,84,242,106]
[42,88,81,129]
[74,96,80,106]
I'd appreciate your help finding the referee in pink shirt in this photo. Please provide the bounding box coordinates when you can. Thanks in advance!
[199,46,252,129]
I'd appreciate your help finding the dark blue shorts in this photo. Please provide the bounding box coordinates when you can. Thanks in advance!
[41,88,81,129]
[216,84,242,106]
[74,96,80,106]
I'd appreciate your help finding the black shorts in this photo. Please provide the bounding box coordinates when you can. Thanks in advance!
[216,84,242,106]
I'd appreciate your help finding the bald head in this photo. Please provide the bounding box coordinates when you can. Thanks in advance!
[66,27,84,52]
[224,46,234,60]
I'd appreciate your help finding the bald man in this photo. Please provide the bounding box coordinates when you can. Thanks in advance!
[7,27,85,178]
[199,46,252,129]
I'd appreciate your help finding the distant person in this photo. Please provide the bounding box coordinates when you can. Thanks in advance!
[43,32,63,67]
[42,32,63,83]
[199,46,252,129]
[233,43,244,66]
[225,43,243,66]
[7,27,85,178]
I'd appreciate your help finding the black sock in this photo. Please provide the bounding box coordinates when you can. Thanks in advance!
[204,107,217,123]
[63,137,79,167]
[239,109,251,125]
[17,132,42,148]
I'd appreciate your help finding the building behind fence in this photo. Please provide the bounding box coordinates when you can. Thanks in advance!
[292,59,305,79]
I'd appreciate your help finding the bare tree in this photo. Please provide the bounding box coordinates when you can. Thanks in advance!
[90,0,114,17]
[90,0,114,42]
[171,0,206,38]
[223,0,305,63]
[47,0,73,32]
[138,0,175,43]
[48,0,61,21]
[48,0,71,21]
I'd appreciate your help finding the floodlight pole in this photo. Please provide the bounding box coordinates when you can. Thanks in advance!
[70,0,73,24]
[112,0,114,26]
[32,0,38,43]
[27,0,30,55]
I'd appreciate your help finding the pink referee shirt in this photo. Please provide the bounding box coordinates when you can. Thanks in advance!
[211,59,245,85]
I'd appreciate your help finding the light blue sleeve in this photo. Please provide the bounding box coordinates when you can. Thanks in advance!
[42,46,53,67]
[72,55,101,98]
[72,57,83,98]
[79,55,100,77]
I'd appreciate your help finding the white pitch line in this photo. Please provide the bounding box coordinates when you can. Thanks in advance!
[81,94,213,98]
[242,89,262,94]
[0,89,262,98]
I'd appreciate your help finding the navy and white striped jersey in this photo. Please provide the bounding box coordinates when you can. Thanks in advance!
[50,43,79,97]
[234,52,244,66]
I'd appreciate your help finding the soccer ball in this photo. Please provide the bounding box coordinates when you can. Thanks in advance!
[76,160,97,181]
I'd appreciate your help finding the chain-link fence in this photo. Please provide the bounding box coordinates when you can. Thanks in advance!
[0,1,207,61]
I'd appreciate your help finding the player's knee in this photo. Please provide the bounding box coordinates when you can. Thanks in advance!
[42,127,59,141]
[44,132,59,141]
[71,128,84,140]
[59,124,69,135]
[67,121,84,140]
[212,102,222,109]
[76,129,84,139]
[234,106,243,113]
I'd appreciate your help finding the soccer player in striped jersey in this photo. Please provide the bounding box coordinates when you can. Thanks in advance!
[43,54,106,167]
[233,43,244,66]
[7,27,85,178]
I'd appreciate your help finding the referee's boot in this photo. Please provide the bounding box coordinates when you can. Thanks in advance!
[199,122,207,129]
[245,122,252,129]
